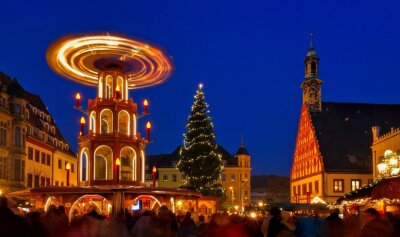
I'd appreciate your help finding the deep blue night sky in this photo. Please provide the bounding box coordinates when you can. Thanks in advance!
[1,0,400,176]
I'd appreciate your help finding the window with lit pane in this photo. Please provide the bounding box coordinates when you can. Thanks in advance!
[351,179,361,191]
[333,179,344,192]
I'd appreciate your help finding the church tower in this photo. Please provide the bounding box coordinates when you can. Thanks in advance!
[301,33,322,112]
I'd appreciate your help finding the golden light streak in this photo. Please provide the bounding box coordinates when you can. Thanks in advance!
[47,34,173,89]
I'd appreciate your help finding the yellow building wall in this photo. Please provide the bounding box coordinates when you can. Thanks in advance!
[325,173,372,203]
[25,142,78,187]
[371,128,400,180]
[157,168,185,188]
[290,174,323,203]
[219,166,251,207]
[52,150,78,186]
[157,166,251,208]
[25,142,53,188]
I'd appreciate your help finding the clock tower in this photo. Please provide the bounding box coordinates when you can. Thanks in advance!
[301,32,322,112]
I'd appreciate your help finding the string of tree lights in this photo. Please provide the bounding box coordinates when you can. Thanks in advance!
[177,84,223,196]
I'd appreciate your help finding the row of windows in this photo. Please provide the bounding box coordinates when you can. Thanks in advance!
[28,147,51,166]
[221,173,248,182]
[333,179,373,192]
[28,126,69,152]
[26,175,68,187]
[293,180,319,196]
[293,179,374,196]
[238,161,250,167]
[26,173,51,188]
[162,174,179,182]
[58,159,75,173]
[30,105,51,123]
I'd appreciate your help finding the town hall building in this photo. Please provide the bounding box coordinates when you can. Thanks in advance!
[290,36,400,203]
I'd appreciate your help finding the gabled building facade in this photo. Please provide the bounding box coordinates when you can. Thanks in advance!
[0,72,77,194]
[146,144,251,209]
[290,37,400,203]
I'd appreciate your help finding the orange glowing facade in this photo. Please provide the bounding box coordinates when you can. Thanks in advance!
[289,36,400,204]
[78,70,147,186]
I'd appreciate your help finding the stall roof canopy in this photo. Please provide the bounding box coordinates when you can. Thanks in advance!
[338,176,400,203]
[371,176,400,199]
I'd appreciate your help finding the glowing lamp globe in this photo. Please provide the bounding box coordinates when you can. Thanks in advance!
[377,163,387,173]
[391,168,400,176]
[390,157,398,165]
[384,150,393,156]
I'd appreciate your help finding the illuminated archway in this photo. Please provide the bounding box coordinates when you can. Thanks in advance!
[98,77,103,98]
[141,150,145,182]
[105,75,113,99]
[132,114,137,136]
[94,145,113,180]
[131,195,162,210]
[120,146,137,181]
[80,148,89,181]
[118,110,130,136]
[100,109,113,134]
[89,111,96,133]
[117,76,123,99]
[68,194,111,222]
[44,196,60,212]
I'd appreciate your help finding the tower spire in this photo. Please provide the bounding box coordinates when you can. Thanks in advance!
[241,134,244,147]
[302,32,322,112]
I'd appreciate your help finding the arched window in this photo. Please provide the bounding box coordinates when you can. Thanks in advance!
[117,76,123,99]
[125,79,128,100]
[90,111,96,133]
[100,109,113,134]
[120,147,137,181]
[94,145,113,180]
[106,75,113,99]
[141,150,145,182]
[118,110,130,135]
[132,114,137,136]
[80,149,89,181]
[98,77,103,98]
[14,126,21,146]
[311,61,317,73]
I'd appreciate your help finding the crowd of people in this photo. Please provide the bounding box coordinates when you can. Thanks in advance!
[2,195,400,237]
[262,206,400,237]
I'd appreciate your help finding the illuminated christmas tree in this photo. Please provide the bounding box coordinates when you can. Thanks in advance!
[178,84,223,196]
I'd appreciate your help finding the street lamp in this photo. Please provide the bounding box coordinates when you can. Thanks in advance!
[116,158,121,184]
[65,162,71,186]
[229,186,234,206]
[152,166,157,188]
